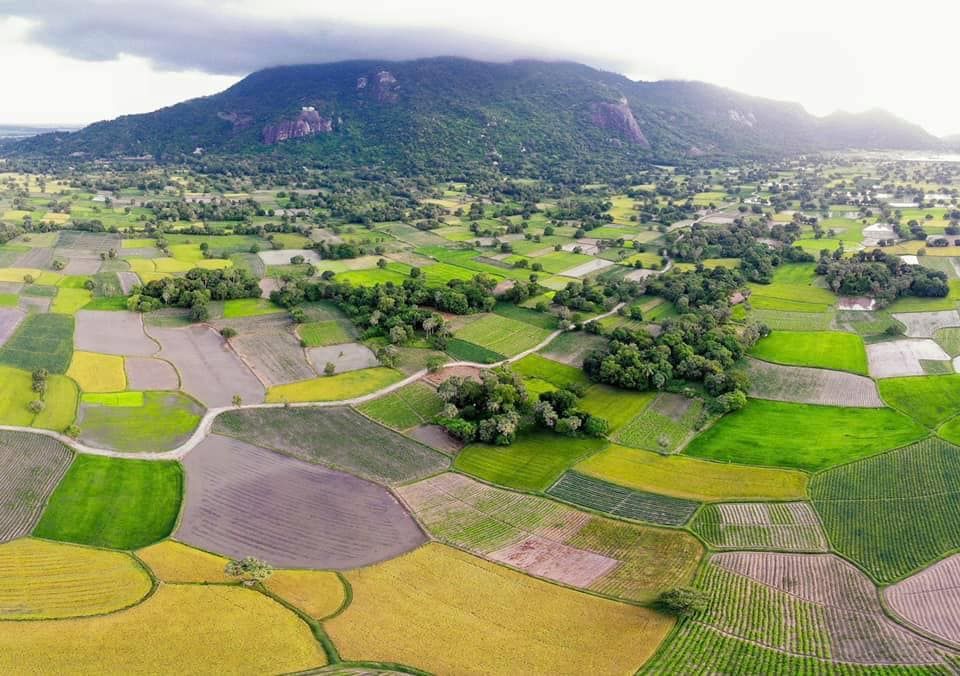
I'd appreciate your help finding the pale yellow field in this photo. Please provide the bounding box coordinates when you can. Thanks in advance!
[67,351,126,393]
[0,538,151,619]
[327,544,672,675]
[51,288,93,315]
[0,268,43,283]
[137,540,229,583]
[0,584,326,673]
[575,444,808,501]
[266,368,404,403]
[266,570,345,619]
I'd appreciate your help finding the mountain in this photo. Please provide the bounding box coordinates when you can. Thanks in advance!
[4,58,942,175]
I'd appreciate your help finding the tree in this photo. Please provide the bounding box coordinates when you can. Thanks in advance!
[232,394,242,407]
[376,344,400,368]
[220,327,238,341]
[324,361,337,376]
[655,587,709,617]
[225,556,273,585]
[426,355,446,373]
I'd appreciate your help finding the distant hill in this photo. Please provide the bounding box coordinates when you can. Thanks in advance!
[4,58,943,175]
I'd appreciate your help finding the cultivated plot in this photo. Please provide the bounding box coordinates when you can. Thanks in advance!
[327,544,673,675]
[866,339,951,378]
[0,431,73,542]
[148,324,265,407]
[214,406,449,484]
[177,434,427,568]
[307,342,380,374]
[78,391,203,452]
[547,471,699,526]
[398,472,702,601]
[124,356,179,390]
[894,310,960,338]
[691,502,830,551]
[0,307,24,347]
[74,310,156,357]
[0,312,74,373]
[886,554,960,647]
[225,317,316,386]
[745,358,883,407]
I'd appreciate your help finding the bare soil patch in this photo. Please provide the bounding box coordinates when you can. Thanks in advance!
[0,431,73,542]
[488,536,619,587]
[886,554,960,647]
[408,424,464,455]
[19,296,50,313]
[563,259,614,278]
[75,310,156,356]
[148,325,264,407]
[307,343,379,374]
[117,272,140,295]
[62,257,102,275]
[746,358,883,407]
[867,339,950,378]
[257,249,322,266]
[893,310,960,338]
[214,315,314,387]
[837,296,876,311]
[423,365,484,386]
[177,434,426,568]
[124,357,179,390]
[258,277,280,299]
[13,248,53,268]
[0,308,25,348]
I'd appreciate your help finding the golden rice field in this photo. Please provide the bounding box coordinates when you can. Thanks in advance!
[575,444,809,501]
[0,538,151,619]
[67,351,127,393]
[326,544,672,675]
[265,570,346,619]
[266,368,404,403]
[136,540,230,583]
[0,584,326,673]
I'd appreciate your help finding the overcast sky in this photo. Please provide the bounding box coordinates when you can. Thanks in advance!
[1,0,958,136]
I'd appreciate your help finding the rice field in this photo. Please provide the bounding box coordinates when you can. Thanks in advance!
[66,351,127,392]
[886,554,960,646]
[745,358,883,407]
[265,367,403,403]
[615,393,704,452]
[749,330,868,374]
[690,502,830,551]
[546,471,700,526]
[327,543,674,675]
[357,381,443,429]
[877,374,960,427]
[453,313,552,357]
[0,312,74,373]
[78,391,203,452]
[137,540,230,583]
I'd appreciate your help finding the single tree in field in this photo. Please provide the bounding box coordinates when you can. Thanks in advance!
[324,361,337,376]
[655,587,709,617]
[220,327,238,341]
[232,394,242,408]
[225,557,273,586]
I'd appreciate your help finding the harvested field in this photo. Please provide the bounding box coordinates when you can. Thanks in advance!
[124,356,179,390]
[397,472,701,602]
[0,538,151,619]
[0,431,73,542]
[327,544,674,676]
[810,437,960,583]
[0,312,74,373]
[55,230,121,252]
[62,256,101,275]
[225,319,315,386]
[34,455,183,550]
[837,296,876,311]
[682,552,952,667]
[75,310,156,356]
[18,295,51,312]
[691,502,830,551]
[0,307,24,346]
[866,338,950,378]
[893,310,960,338]
[357,382,443,430]
[547,471,699,526]
[407,423,464,454]
[13,247,54,268]
[307,342,379,374]
[577,445,808,501]
[886,554,960,646]
[745,358,883,407]
[0,585,326,674]
[213,406,449,484]
[117,271,139,294]
[257,248,322,265]
[178,434,426,568]
[148,324,264,407]
[934,326,960,356]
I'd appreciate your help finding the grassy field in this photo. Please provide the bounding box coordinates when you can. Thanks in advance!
[577,384,656,432]
[51,287,92,314]
[357,381,443,429]
[0,365,77,430]
[221,297,283,318]
[454,431,606,491]
[747,263,837,312]
[0,538,151,619]
[615,394,704,452]
[444,337,505,363]
[878,374,960,428]
[685,399,927,471]
[0,312,74,373]
[454,313,553,357]
[34,455,183,549]
[749,330,868,374]
[576,444,808,501]
[0,585,325,673]
[78,391,203,452]
[265,367,404,403]
[811,437,960,583]
[327,544,673,675]
[298,320,353,347]
[511,353,590,389]
[66,351,126,392]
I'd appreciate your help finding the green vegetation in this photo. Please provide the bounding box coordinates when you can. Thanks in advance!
[34,455,183,550]
[749,330,868,375]
[685,399,927,471]
[615,394,703,453]
[297,320,352,347]
[454,314,552,358]
[357,382,443,430]
[221,298,283,318]
[547,471,699,526]
[511,354,590,389]
[444,338,504,364]
[0,313,74,373]
[78,391,204,452]
[878,374,960,428]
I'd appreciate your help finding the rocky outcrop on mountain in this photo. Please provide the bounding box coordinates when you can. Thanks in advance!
[262,108,333,144]
[217,111,253,131]
[357,70,400,103]
[591,98,650,147]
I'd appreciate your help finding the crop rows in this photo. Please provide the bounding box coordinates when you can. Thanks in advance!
[691,502,830,551]
[615,393,702,452]
[746,358,883,408]
[887,554,960,646]
[358,382,443,430]
[0,313,74,373]
[0,431,73,541]
[546,471,699,526]
[810,438,960,582]
[398,472,701,602]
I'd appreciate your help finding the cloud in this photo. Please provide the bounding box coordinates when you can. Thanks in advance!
[0,0,615,76]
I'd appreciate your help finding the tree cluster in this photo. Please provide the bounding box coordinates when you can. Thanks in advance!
[816,248,949,304]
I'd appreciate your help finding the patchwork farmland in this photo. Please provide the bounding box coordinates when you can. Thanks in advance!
[1,157,960,672]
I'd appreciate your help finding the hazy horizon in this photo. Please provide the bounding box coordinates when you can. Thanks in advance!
[1,0,958,136]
